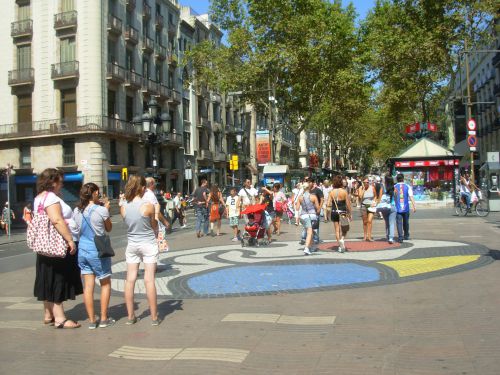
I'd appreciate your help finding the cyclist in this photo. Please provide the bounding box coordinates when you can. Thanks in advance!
[459,172,472,211]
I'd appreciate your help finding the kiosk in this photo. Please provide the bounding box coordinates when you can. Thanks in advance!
[479,152,500,211]
[262,165,290,190]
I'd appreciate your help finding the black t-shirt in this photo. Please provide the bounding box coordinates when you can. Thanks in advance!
[193,186,209,205]
[311,186,324,202]
[261,192,274,213]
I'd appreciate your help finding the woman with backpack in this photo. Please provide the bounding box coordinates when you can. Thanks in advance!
[208,184,224,236]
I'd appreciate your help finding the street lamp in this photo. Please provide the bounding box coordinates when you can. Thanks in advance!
[133,97,172,209]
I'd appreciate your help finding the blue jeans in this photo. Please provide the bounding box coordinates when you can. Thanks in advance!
[460,192,471,208]
[195,205,209,235]
[381,207,396,241]
[396,211,410,241]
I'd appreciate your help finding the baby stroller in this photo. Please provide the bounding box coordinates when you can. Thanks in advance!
[240,203,268,247]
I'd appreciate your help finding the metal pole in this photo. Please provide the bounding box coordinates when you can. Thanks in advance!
[464,40,475,183]
[6,164,11,237]
[268,77,274,163]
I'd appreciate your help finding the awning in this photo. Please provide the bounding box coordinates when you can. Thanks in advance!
[15,175,36,184]
[263,165,289,175]
[108,172,121,181]
[480,162,500,171]
[64,172,83,182]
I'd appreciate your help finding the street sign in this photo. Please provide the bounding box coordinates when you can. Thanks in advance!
[487,152,499,163]
[470,147,477,151]
[184,168,192,180]
[468,130,476,136]
[467,135,477,147]
[467,119,477,131]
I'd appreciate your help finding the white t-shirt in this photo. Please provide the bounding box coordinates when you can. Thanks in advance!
[226,195,239,217]
[173,196,181,209]
[142,189,159,205]
[34,192,79,240]
[322,186,333,202]
[238,186,258,206]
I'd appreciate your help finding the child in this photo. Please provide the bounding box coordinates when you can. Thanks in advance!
[225,187,240,241]
[244,213,258,236]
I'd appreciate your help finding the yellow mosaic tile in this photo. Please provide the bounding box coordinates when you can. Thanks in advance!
[378,255,480,277]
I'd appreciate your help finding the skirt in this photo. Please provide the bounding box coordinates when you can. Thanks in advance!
[34,246,83,303]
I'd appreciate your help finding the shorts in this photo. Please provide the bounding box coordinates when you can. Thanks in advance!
[229,216,239,226]
[78,248,112,280]
[274,210,283,218]
[126,242,159,264]
[300,214,316,229]
[331,211,346,222]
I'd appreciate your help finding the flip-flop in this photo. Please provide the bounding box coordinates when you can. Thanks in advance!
[43,318,55,325]
[55,319,81,329]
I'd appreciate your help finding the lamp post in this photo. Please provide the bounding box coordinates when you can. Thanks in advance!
[185,160,192,195]
[133,97,171,210]
[235,127,244,185]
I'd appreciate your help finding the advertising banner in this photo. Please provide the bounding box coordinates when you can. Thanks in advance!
[256,130,271,166]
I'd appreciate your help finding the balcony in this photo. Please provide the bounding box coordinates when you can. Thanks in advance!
[158,84,171,100]
[142,36,154,54]
[126,0,136,11]
[143,3,151,19]
[202,118,211,130]
[225,124,235,134]
[165,132,183,146]
[196,84,209,97]
[11,19,33,39]
[214,150,226,162]
[8,68,34,87]
[107,15,122,36]
[54,11,77,32]
[124,25,139,45]
[124,70,142,89]
[154,44,167,60]
[168,52,178,67]
[0,116,137,141]
[155,14,164,30]
[142,79,159,95]
[170,89,181,104]
[200,149,212,160]
[106,63,126,83]
[211,92,222,103]
[51,61,79,80]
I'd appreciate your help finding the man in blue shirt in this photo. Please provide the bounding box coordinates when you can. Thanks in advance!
[394,174,416,243]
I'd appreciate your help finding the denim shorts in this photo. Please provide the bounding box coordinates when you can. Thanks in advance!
[78,248,112,280]
[300,214,316,229]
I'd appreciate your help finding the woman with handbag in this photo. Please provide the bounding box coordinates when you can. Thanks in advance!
[121,175,160,326]
[378,175,397,244]
[358,176,376,242]
[208,184,224,236]
[272,183,286,236]
[295,182,320,255]
[32,168,83,329]
[327,175,352,253]
[73,183,114,329]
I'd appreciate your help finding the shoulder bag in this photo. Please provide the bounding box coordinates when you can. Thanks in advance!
[27,193,68,258]
[82,206,115,258]
[333,190,350,233]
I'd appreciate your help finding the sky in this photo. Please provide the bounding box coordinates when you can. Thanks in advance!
[181,0,376,21]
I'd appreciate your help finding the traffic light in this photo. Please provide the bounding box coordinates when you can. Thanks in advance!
[121,167,128,180]
[231,155,238,171]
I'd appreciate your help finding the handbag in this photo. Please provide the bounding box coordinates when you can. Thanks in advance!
[157,222,169,253]
[27,193,68,258]
[82,206,115,258]
[333,190,350,233]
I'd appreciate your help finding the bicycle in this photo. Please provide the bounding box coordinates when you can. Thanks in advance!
[454,193,490,217]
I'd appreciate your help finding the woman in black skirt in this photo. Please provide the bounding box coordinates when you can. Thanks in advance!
[33,168,83,329]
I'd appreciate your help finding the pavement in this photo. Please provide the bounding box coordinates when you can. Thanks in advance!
[0,208,500,374]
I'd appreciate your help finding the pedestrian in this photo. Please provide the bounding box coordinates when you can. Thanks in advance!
[300,177,323,245]
[272,183,286,235]
[22,202,33,224]
[208,184,224,236]
[193,178,210,238]
[237,179,259,211]
[358,176,376,242]
[327,175,352,252]
[1,202,16,235]
[291,182,302,226]
[225,187,240,241]
[378,175,397,244]
[120,175,160,326]
[73,183,114,329]
[172,192,186,228]
[33,168,83,329]
[321,180,333,223]
[295,182,320,255]
[259,184,275,242]
[394,173,416,243]
[143,177,170,233]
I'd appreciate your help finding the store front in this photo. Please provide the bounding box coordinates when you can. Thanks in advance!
[389,138,460,202]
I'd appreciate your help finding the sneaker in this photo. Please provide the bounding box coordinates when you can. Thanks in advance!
[99,317,116,328]
[337,246,344,253]
[151,318,161,326]
[125,316,140,325]
[303,247,311,255]
[339,239,345,251]
[231,237,239,242]
[388,238,394,244]
[88,321,98,330]
[181,225,187,228]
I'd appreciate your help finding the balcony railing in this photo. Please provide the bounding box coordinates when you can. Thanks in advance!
[54,11,77,32]
[159,84,172,99]
[200,149,212,160]
[168,52,178,66]
[168,21,176,35]
[154,44,167,60]
[124,25,139,44]
[107,14,122,35]
[124,70,142,89]
[165,132,183,145]
[143,3,151,19]
[63,154,75,165]
[0,116,138,140]
[202,118,211,130]
[155,14,164,30]
[11,19,33,38]
[126,0,136,11]
[171,89,181,104]
[142,79,158,95]
[106,63,126,83]
[212,92,222,103]
[51,61,79,80]
[8,68,34,86]
[142,36,154,54]
[212,121,222,132]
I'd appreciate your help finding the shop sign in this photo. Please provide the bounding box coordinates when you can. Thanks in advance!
[395,159,459,168]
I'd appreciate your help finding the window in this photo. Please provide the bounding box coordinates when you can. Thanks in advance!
[126,49,134,71]
[169,109,175,131]
[126,95,134,121]
[20,144,31,168]
[213,103,220,123]
[109,0,116,14]
[170,149,176,169]
[143,57,149,79]
[128,142,135,165]
[156,63,162,82]
[168,68,174,88]
[155,30,162,45]
[17,94,32,125]
[62,139,75,165]
[60,37,75,62]
[182,98,189,121]
[61,0,75,12]
[61,89,76,120]
[17,45,31,69]
[108,90,116,117]
[108,41,117,64]
[110,139,117,164]
[184,131,191,154]
[18,3,30,20]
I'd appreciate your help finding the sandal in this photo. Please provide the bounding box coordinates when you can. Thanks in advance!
[55,319,81,329]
